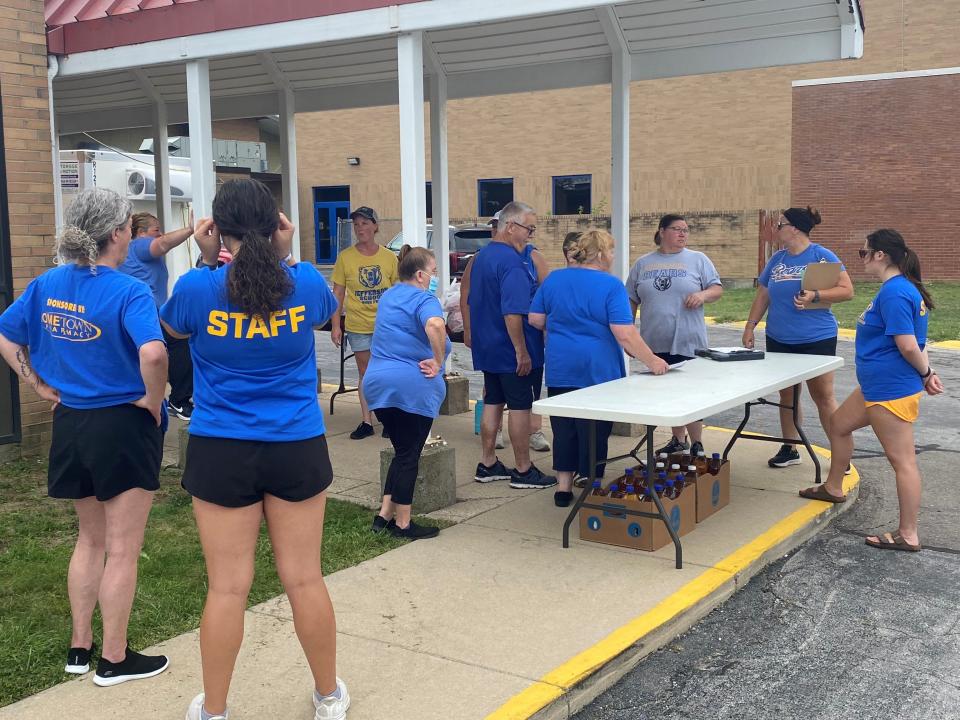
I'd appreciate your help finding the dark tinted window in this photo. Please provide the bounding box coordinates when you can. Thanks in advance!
[451,229,491,254]
[552,174,592,215]
[477,178,513,216]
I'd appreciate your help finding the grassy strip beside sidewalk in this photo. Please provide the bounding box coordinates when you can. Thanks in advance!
[706,282,960,342]
[0,459,434,707]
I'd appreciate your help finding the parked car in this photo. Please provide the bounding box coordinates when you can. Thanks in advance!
[386,223,492,277]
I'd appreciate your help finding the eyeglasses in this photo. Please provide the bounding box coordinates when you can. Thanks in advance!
[776,221,792,230]
[858,248,874,259]
[512,221,537,237]
[666,226,689,235]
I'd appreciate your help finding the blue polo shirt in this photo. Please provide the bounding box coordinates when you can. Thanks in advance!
[160,263,337,441]
[120,236,169,307]
[468,242,544,374]
[758,243,842,344]
[531,268,633,388]
[855,275,929,402]
[0,264,163,409]
[363,283,452,418]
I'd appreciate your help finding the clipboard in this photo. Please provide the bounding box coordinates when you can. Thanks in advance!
[801,262,842,310]
[695,348,765,362]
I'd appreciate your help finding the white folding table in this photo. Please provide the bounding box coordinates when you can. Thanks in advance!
[531,353,844,569]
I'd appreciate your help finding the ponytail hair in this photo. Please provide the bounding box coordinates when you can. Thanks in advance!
[212,179,292,319]
[866,228,935,310]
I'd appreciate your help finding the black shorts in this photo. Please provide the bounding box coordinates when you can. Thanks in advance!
[766,335,838,356]
[182,434,333,508]
[655,352,694,365]
[482,367,544,410]
[48,404,163,502]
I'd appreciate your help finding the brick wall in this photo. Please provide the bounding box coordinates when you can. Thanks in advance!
[1,0,57,455]
[791,73,960,280]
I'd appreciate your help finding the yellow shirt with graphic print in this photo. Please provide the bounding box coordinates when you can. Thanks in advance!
[331,245,398,334]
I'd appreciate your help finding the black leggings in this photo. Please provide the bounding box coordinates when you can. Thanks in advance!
[547,387,612,478]
[374,407,434,506]
[163,325,193,407]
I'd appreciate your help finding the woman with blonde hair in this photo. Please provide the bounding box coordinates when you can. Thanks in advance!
[529,229,668,506]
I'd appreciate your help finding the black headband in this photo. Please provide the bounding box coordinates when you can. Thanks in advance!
[783,207,815,234]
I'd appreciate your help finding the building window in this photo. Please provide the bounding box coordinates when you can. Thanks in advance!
[313,185,350,203]
[477,178,513,217]
[425,181,432,220]
[552,174,592,215]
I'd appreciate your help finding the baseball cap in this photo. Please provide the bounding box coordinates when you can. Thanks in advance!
[486,210,502,227]
[350,206,379,223]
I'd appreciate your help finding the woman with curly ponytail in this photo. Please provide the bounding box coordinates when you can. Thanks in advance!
[160,179,349,720]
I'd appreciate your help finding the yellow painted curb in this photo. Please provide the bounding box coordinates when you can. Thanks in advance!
[930,339,960,350]
[485,435,859,720]
[705,317,957,348]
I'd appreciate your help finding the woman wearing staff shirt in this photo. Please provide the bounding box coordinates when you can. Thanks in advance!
[119,211,195,420]
[160,180,348,720]
[799,230,943,552]
[742,206,854,468]
[626,214,723,459]
[529,229,669,507]
[0,188,170,686]
[364,245,450,540]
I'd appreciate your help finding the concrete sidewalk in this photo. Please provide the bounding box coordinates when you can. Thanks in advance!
[2,391,859,720]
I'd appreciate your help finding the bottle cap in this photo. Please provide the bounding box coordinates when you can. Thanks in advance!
[670,464,680,470]
[656,462,665,469]
[688,465,697,471]
[592,480,601,487]
[625,484,635,493]
[625,467,634,476]
[697,451,706,457]
[654,484,664,492]
[658,471,667,479]
[712,452,721,459]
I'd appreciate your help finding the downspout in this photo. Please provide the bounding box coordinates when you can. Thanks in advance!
[47,55,63,234]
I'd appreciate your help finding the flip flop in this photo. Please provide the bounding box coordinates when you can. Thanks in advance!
[865,531,922,553]
[799,485,846,503]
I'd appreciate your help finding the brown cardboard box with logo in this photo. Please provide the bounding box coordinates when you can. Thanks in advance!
[694,460,731,522]
[578,485,696,552]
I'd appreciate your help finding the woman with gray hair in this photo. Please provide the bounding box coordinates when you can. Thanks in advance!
[0,188,171,686]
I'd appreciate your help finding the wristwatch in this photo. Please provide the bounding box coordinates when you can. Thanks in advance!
[813,290,821,304]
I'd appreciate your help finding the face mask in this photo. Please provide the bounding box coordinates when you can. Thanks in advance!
[427,275,439,294]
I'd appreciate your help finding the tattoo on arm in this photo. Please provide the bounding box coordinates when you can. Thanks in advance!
[15,347,40,389]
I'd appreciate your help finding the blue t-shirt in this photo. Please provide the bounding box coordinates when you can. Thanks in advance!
[363,284,452,418]
[468,242,544,374]
[855,275,928,402]
[120,236,169,307]
[160,263,337,441]
[530,268,633,388]
[758,243,842,344]
[0,264,163,409]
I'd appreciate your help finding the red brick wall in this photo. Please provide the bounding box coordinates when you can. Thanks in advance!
[791,73,960,280]
[1,0,57,455]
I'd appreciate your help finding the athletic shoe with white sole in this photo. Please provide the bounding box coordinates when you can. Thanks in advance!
[475,458,512,483]
[168,400,193,421]
[528,430,551,452]
[185,693,228,720]
[314,678,351,720]
[509,463,558,489]
[93,647,169,687]
[65,643,96,674]
[768,444,801,468]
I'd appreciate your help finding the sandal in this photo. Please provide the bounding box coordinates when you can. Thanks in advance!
[865,531,922,553]
[799,485,846,503]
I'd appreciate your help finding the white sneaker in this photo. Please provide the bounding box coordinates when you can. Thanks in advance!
[529,430,551,452]
[314,678,351,720]
[495,430,506,449]
[186,693,228,720]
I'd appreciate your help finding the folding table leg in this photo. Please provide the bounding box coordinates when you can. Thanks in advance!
[645,425,682,569]
[722,401,753,461]
[329,317,358,415]
[790,383,822,483]
[562,418,598,548]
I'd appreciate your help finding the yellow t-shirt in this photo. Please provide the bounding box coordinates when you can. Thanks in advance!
[331,245,398,334]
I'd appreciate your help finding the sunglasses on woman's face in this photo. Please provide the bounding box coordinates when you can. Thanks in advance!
[858,248,873,259]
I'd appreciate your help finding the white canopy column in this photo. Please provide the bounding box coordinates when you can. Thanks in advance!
[397,32,428,249]
[278,88,301,261]
[599,8,632,281]
[185,59,216,222]
[427,41,450,295]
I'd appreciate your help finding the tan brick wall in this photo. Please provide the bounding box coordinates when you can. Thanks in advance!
[294,0,960,271]
[1,0,57,455]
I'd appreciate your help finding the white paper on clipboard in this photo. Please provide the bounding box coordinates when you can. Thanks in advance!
[638,360,688,374]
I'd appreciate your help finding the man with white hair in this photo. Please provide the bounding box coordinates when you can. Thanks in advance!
[468,201,556,489]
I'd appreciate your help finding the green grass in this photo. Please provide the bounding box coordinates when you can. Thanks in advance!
[0,459,440,707]
[706,281,960,342]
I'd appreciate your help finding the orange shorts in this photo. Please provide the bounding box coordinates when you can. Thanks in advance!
[864,392,921,423]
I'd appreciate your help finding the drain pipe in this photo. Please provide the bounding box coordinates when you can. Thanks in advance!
[47,54,63,234]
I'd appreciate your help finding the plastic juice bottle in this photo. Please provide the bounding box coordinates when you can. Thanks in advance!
[655,462,666,475]
[674,472,686,495]
[657,452,669,465]
[680,452,692,468]
[670,463,682,477]
[637,470,649,495]
[591,479,607,496]
[708,453,723,475]
[624,467,635,487]
[695,451,708,475]
[663,479,677,499]
[624,484,636,500]
[609,483,624,499]
[685,465,698,486]
[653,483,665,498]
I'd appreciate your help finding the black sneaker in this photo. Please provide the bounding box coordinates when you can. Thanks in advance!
[390,520,440,540]
[371,514,396,534]
[689,441,704,457]
[768,444,801,468]
[168,400,193,421]
[656,435,689,456]
[475,459,512,483]
[65,642,96,674]
[554,491,574,507]
[93,647,169,687]
[350,421,375,440]
[509,463,558,489]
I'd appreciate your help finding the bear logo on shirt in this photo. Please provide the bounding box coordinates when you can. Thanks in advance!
[358,266,382,289]
[654,275,672,292]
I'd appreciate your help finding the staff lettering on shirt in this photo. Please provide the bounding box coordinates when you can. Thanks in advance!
[206,306,307,338]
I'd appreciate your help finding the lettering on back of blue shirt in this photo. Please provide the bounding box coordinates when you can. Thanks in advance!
[42,297,101,341]
[206,306,308,339]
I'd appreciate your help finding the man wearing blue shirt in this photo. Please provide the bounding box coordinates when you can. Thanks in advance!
[468,201,556,489]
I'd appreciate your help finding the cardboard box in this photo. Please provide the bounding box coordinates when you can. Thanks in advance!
[579,485,696,552]
[694,460,731,522]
